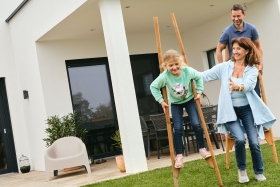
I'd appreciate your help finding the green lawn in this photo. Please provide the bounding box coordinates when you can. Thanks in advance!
[83,140,280,187]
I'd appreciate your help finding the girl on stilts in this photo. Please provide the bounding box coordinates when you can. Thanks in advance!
[150,49,211,168]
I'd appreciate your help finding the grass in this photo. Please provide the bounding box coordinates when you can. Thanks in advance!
[82,140,280,187]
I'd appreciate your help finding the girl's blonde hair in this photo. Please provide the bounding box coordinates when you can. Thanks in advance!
[160,49,187,69]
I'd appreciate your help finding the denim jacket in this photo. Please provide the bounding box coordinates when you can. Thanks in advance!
[201,60,276,139]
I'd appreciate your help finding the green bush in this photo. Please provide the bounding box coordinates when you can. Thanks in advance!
[43,111,87,147]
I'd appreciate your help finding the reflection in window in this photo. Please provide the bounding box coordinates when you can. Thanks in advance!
[142,73,153,96]
[68,65,113,123]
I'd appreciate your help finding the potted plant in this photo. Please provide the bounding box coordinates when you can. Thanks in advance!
[111,130,126,172]
[43,111,88,171]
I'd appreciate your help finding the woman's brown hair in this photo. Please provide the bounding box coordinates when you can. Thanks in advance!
[231,37,260,66]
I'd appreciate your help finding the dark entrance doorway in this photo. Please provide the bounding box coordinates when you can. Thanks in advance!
[66,53,161,160]
[0,78,18,175]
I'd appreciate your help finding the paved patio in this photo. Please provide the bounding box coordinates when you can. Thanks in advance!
[0,139,274,187]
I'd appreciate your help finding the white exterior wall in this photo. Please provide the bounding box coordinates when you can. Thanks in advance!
[35,33,178,161]
[0,0,30,170]
[2,0,280,172]
[36,33,179,117]
[7,0,179,171]
[7,0,87,171]
[182,0,280,136]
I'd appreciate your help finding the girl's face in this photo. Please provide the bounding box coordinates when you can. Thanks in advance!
[232,43,248,62]
[166,59,181,76]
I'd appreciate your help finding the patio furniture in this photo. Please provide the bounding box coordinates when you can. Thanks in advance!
[201,105,224,151]
[149,113,169,159]
[140,116,156,160]
[183,105,224,153]
[44,136,91,181]
[183,118,198,153]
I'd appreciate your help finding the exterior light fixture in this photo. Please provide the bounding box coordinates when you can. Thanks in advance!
[23,90,29,99]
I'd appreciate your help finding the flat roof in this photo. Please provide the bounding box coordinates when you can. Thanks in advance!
[5,0,29,22]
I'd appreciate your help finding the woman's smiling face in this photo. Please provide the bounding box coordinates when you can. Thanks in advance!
[232,42,248,62]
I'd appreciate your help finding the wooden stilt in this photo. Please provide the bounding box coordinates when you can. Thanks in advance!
[225,135,234,169]
[170,13,223,187]
[224,44,278,168]
[257,71,278,163]
[153,17,180,187]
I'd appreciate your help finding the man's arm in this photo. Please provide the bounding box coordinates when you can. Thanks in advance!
[216,42,226,63]
[252,39,263,74]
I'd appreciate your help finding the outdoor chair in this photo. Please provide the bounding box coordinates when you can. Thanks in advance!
[44,136,91,181]
[183,118,198,153]
[201,105,224,151]
[149,113,169,159]
[140,116,156,160]
[183,105,224,153]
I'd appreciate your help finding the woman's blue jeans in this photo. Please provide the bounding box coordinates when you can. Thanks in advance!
[171,98,205,154]
[225,104,264,174]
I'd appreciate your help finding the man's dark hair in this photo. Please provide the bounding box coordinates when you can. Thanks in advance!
[231,4,245,14]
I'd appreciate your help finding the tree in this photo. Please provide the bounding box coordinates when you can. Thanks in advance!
[72,92,93,123]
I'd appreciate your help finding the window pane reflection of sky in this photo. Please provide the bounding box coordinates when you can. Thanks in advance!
[68,65,111,113]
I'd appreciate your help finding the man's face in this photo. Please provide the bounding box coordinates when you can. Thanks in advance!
[231,10,246,27]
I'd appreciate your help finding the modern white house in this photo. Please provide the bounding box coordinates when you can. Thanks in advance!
[0,0,280,175]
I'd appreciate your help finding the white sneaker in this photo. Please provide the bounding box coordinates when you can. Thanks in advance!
[255,174,266,181]
[238,169,249,183]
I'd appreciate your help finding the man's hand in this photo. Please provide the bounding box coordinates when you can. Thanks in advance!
[216,42,226,63]
[258,64,263,75]
[253,39,263,75]
[160,102,169,114]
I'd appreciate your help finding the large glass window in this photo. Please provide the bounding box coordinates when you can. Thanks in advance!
[67,59,119,159]
[68,65,114,123]
[66,54,161,159]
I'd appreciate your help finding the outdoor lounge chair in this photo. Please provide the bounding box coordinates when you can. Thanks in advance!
[44,136,91,181]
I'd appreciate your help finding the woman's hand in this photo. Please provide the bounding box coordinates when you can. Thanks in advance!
[160,102,169,114]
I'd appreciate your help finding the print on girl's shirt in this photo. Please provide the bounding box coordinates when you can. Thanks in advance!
[171,83,188,100]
